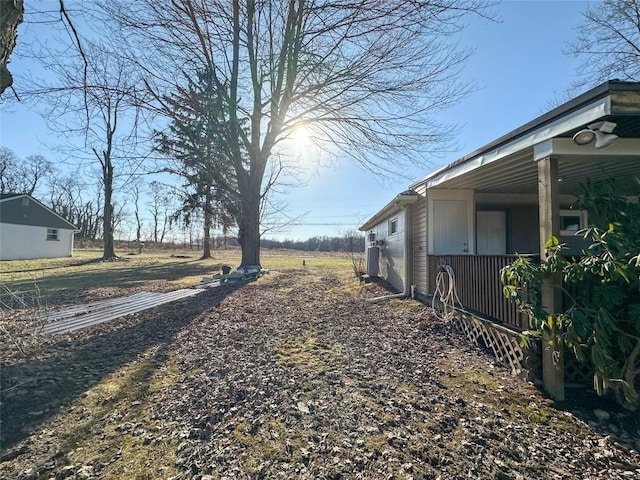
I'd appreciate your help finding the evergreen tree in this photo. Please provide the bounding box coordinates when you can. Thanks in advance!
[156,69,239,259]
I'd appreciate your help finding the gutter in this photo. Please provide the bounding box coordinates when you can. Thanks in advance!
[409,80,639,191]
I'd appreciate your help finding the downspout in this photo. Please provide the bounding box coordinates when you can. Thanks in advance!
[366,292,406,303]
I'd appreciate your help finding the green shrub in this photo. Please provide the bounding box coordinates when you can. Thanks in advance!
[502,179,640,410]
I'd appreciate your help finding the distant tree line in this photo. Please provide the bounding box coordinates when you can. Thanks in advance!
[0,147,178,245]
[261,235,365,253]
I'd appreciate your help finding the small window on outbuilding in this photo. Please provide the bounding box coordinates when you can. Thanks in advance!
[389,218,398,235]
[46,229,58,241]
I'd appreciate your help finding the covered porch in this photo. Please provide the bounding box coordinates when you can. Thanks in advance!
[414,81,640,399]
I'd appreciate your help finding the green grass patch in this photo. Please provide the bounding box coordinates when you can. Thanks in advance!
[274,334,342,373]
[260,254,353,273]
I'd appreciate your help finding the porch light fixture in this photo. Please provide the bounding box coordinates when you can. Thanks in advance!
[572,129,596,145]
[572,121,619,149]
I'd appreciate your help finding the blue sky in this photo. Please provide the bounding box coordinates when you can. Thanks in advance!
[272,0,593,241]
[0,0,593,242]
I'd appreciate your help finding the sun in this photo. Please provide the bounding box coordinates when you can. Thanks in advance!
[291,124,311,148]
[284,122,324,171]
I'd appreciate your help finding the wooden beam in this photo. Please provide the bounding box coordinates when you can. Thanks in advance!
[537,156,565,401]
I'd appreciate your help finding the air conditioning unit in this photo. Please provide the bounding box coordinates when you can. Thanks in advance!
[366,246,380,276]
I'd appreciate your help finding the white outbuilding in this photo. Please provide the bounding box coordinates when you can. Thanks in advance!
[0,193,78,261]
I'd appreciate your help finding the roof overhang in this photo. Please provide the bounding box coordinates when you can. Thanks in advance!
[533,137,640,160]
[359,190,420,231]
[410,81,640,193]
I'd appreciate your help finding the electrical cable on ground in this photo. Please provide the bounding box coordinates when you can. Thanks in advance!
[433,263,463,321]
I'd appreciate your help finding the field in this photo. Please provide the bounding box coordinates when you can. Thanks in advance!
[0,248,351,309]
[1,249,640,479]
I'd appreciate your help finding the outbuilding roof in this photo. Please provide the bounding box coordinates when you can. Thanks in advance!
[0,193,78,230]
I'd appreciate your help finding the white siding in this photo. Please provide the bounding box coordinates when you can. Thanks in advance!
[427,189,475,255]
[0,223,74,260]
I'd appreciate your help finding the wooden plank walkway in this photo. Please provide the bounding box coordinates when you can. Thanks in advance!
[36,289,204,335]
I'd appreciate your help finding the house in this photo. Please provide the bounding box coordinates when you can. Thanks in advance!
[0,193,78,260]
[360,80,640,400]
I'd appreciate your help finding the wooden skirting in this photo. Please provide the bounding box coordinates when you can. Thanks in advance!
[427,255,531,329]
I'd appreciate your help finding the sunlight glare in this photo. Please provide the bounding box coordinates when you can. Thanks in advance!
[291,124,311,148]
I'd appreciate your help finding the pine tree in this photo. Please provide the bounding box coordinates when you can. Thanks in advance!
[156,68,239,259]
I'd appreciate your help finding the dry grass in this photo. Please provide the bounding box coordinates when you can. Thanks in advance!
[0,248,354,310]
[2,250,639,479]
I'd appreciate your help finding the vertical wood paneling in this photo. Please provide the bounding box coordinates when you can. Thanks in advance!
[428,255,529,329]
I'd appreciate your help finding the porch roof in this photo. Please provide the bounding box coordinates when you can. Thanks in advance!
[409,80,640,197]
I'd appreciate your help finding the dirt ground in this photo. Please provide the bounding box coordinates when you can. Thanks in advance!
[1,268,640,479]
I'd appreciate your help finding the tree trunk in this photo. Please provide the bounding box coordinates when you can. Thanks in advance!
[102,155,116,259]
[202,198,212,259]
[0,0,23,96]
[160,215,168,243]
[134,196,142,254]
[237,176,261,268]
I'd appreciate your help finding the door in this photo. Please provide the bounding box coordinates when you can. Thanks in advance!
[477,211,506,254]
[433,200,469,254]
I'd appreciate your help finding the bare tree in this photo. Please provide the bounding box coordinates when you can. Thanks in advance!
[46,175,103,240]
[104,0,492,268]
[28,35,147,260]
[568,0,640,87]
[0,148,21,193]
[1,1,89,100]
[148,181,172,244]
[127,181,145,253]
[0,147,54,196]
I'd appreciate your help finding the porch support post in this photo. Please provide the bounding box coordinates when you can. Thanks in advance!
[537,155,564,401]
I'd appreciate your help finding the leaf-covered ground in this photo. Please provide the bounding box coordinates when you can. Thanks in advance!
[1,268,640,479]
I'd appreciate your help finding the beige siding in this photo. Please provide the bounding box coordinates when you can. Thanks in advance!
[368,210,406,292]
[412,185,427,295]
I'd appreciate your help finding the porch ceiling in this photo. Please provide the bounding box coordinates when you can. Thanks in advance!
[430,146,640,197]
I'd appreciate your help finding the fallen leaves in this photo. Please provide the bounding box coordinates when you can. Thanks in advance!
[1,269,639,479]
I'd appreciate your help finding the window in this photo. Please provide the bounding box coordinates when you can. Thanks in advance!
[560,210,587,236]
[46,229,58,241]
[389,218,398,235]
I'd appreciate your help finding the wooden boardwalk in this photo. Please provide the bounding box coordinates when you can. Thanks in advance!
[36,289,204,335]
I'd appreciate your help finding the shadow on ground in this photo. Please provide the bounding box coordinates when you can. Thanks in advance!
[2,258,227,308]
[0,282,241,452]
